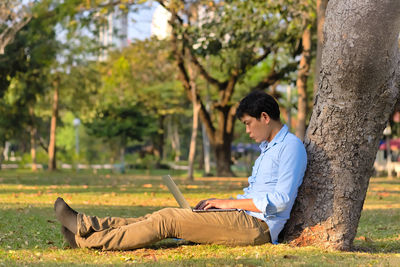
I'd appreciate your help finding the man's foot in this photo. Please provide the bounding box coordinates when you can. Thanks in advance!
[54,197,78,234]
[61,226,78,249]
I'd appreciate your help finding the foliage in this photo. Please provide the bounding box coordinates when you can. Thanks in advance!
[0,2,59,149]
[0,0,32,54]
[97,38,186,117]
[0,171,399,265]
[79,38,188,162]
[156,0,312,175]
[186,0,305,85]
[85,104,151,143]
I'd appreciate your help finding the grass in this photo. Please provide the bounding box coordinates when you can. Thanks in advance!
[0,170,399,266]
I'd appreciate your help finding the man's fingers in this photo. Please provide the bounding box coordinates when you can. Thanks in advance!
[203,201,216,210]
[194,200,207,209]
[194,198,219,210]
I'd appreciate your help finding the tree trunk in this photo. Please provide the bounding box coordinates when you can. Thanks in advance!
[119,135,126,174]
[284,0,400,250]
[29,105,37,171]
[188,65,200,180]
[201,122,211,175]
[213,106,236,177]
[314,0,329,96]
[48,79,59,171]
[155,115,166,168]
[168,117,181,162]
[214,143,232,177]
[295,26,312,140]
[0,144,3,170]
[30,127,37,171]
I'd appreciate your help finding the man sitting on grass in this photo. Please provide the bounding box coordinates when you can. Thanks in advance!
[54,91,307,250]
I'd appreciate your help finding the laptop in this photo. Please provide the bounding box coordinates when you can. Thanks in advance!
[162,175,237,212]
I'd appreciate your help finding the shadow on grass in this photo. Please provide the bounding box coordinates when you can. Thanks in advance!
[0,170,246,196]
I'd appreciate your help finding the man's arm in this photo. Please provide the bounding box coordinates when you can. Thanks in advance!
[195,198,261,212]
[252,141,307,215]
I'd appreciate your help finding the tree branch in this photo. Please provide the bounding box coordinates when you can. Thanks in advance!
[0,15,31,54]
[251,62,298,91]
[37,135,48,153]
[252,48,272,70]
[188,49,226,89]
[155,0,227,90]
[170,11,216,142]
[219,74,238,106]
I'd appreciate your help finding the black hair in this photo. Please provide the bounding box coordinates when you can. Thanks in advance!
[236,91,280,120]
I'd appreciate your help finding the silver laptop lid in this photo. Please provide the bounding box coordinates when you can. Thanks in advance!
[162,175,191,209]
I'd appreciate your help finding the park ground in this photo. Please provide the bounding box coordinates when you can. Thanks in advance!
[0,169,399,266]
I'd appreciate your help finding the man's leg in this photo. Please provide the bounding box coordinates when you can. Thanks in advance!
[54,198,149,247]
[75,208,271,250]
[54,197,149,232]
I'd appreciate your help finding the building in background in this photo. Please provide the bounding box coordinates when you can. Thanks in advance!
[98,7,128,61]
[151,5,171,40]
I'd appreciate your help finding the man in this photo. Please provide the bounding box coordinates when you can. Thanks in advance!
[54,91,307,250]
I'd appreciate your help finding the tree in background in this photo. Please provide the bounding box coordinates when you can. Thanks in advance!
[284,0,400,250]
[0,1,59,170]
[162,0,303,176]
[120,39,187,166]
[0,0,110,170]
[83,38,186,168]
[85,105,151,172]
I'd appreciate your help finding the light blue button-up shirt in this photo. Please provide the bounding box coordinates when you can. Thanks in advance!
[237,124,307,244]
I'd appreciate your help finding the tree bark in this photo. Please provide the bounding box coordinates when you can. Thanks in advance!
[48,79,59,171]
[284,0,400,250]
[314,0,329,97]
[295,25,312,140]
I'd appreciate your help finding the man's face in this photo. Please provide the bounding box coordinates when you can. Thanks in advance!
[240,113,271,143]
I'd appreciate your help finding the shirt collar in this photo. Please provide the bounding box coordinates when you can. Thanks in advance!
[259,124,289,152]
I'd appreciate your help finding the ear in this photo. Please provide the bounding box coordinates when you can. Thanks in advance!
[261,112,270,124]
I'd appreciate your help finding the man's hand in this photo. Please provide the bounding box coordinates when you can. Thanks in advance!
[194,198,262,212]
[194,198,215,210]
[194,198,232,210]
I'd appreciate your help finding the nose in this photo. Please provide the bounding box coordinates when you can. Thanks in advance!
[246,125,250,134]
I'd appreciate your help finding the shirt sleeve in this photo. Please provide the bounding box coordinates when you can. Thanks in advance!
[252,141,307,216]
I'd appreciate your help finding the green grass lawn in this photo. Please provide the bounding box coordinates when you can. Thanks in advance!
[0,170,399,266]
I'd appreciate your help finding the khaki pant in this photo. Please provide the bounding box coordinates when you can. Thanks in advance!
[75,208,271,250]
